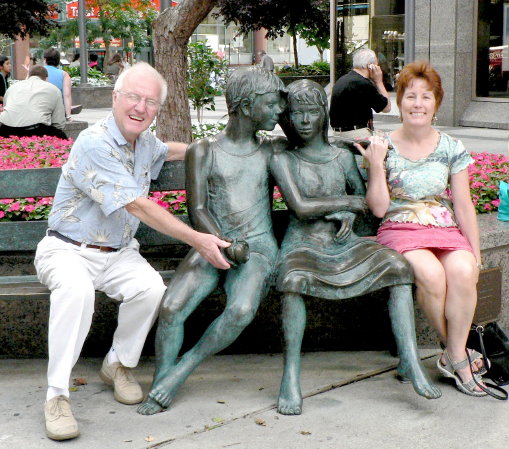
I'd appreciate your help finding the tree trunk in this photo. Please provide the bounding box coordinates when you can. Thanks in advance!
[292,33,299,67]
[104,41,111,71]
[153,0,216,143]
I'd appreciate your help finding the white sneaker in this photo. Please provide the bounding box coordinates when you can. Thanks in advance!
[44,395,79,441]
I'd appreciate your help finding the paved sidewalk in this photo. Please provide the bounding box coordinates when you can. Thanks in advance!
[2,350,509,449]
[75,95,509,155]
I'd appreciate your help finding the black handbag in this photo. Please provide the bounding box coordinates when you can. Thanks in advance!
[466,322,509,399]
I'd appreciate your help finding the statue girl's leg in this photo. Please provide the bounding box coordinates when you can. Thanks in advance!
[137,251,219,415]
[277,292,306,415]
[142,252,273,414]
[389,284,442,399]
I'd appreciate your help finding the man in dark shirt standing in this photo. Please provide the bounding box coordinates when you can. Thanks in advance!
[329,48,391,139]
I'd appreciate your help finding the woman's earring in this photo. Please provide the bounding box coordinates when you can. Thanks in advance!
[399,113,403,122]
[432,113,438,124]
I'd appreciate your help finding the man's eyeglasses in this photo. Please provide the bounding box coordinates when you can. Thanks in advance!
[116,90,161,110]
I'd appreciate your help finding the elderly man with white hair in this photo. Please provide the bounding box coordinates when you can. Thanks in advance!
[329,48,391,139]
[36,62,232,441]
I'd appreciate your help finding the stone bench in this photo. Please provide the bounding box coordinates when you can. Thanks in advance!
[0,161,188,357]
[63,119,88,141]
[0,158,504,358]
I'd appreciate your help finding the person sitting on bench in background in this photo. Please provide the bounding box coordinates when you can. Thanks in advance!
[0,65,68,139]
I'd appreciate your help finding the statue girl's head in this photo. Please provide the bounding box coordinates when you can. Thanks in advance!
[285,79,329,143]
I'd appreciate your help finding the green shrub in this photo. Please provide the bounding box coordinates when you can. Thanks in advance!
[277,62,329,76]
[64,66,111,87]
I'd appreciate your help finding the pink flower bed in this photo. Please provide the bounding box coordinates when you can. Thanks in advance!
[1,137,502,221]
[0,136,188,221]
[468,152,509,213]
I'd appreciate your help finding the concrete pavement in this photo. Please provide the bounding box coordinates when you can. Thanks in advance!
[2,351,509,449]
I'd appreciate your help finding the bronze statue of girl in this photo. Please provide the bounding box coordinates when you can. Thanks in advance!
[271,80,442,415]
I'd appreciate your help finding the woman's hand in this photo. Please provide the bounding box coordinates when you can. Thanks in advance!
[354,134,389,169]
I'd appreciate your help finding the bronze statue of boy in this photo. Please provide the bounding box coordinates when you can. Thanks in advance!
[138,66,286,415]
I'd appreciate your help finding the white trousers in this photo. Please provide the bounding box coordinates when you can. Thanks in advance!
[34,235,166,390]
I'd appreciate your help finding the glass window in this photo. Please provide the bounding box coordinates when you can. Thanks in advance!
[476,0,509,98]
[266,35,292,65]
[371,0,405,92]
[224,26,254,65]
[334,1,404,91]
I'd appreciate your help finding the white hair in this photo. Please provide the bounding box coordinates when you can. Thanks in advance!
[352,49,377,69]
[114,62,168,103]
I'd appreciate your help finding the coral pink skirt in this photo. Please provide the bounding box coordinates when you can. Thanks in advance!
[376,221,474,255]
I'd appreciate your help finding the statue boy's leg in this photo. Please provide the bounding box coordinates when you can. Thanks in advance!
[278,292,306,415]
[388,284,442,399]
[143,252,273,414]
[137,251,219,415]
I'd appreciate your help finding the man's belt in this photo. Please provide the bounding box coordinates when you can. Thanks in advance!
[333,124,369,132]
[48,229,119,252]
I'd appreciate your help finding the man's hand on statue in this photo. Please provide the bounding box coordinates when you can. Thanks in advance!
[223,239,250,266]
[354,135,388,168]
[193,232,232,269]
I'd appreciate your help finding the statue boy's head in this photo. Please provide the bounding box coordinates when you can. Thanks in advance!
[225,66,286,130]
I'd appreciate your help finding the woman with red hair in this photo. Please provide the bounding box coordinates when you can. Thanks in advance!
[356,60,485,396]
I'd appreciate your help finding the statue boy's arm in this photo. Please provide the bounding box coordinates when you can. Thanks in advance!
[185,139,223,237]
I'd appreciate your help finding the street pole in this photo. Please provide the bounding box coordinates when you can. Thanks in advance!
[330,0,337,89]
[404,0,415,64]
[9,42,16,80]
[78,0,88,84]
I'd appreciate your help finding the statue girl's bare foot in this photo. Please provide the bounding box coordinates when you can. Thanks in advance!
[397,361,442,399]
[137,396,165,415]
[277,370,303,415]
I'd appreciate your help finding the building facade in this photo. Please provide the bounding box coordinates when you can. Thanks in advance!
[4,0,507,128]
[331,0,509,129]
[413,0,509,129]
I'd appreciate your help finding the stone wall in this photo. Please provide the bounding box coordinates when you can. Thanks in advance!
[477,213,509,330]
[277,75,329,87]
[72,85,114,109]
[63,120,88,141]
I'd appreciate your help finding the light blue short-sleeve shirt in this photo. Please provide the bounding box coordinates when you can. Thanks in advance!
[48,113,168,248]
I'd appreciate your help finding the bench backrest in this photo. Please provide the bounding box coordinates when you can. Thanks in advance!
[0,161,187,251]
[0,146,376,252]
